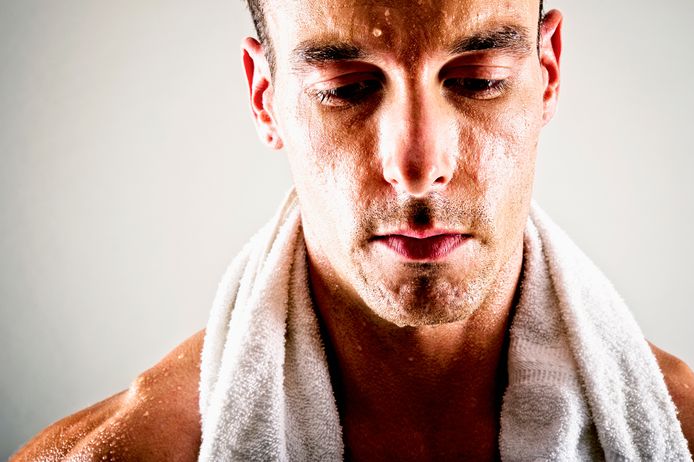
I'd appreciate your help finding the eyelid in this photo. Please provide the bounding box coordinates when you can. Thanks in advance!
[440,65,512,82]
[308,70,383,92]
[443,49,521,67]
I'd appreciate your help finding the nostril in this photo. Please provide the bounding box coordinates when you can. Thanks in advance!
[382,154,453,195]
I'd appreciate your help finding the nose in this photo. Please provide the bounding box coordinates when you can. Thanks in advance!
[380,90,455,197]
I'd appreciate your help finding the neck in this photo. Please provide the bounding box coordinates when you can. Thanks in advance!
[308,242,524,446]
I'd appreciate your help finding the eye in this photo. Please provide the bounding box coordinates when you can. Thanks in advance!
[443,78,508,100]
[312,79,383,107]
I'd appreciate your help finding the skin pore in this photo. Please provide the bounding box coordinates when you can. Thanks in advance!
[10,1,694,460]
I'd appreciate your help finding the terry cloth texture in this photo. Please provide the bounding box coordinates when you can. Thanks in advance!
[198,190,691,461]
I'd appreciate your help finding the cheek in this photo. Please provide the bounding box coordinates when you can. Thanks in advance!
[281,98,381,246]
[474,114,537,187]
[456,100,542,235]
[455,61,544,194]
[459,95,539,172]
[304,104,381,191]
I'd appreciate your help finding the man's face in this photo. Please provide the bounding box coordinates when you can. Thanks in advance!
[255,0,559,326]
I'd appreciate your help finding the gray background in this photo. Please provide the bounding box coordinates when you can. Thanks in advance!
[1,0,692,458]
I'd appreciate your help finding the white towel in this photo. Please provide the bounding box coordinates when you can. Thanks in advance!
[198,190,691,461]
[501,207,691,461]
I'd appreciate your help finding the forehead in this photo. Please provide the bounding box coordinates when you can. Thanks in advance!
[265,0,540,64]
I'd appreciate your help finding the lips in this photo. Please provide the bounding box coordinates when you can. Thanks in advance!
[373,232,470,261]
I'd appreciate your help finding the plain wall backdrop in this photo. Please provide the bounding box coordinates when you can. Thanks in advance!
[1,0,692,457]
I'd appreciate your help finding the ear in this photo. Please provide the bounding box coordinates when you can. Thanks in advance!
[539,9,563,125]
[241,37,283,150]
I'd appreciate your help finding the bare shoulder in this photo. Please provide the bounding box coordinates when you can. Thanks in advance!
[648,341,694,454]
[11,330,206,462]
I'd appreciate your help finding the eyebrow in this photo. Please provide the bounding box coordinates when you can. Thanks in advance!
[292,42,366,66]
[448,25,533,56]
[290,25,533,67]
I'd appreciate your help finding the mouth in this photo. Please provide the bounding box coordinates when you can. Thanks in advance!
[371,230,471,262]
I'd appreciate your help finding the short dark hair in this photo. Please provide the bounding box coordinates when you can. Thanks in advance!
[245,0,275,73]
[246,0,269,48]
[245,0,546,71]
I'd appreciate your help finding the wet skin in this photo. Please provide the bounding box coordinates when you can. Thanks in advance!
[250,0,558,458]
[263,0,554,328]
[11,0,694,460]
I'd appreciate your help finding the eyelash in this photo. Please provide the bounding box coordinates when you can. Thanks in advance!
[443,78,509,100]
[313,80,383,107]
[312,77,509,108]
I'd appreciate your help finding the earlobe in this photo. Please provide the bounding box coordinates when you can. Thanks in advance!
[265,130,283,150]
[241,37,284,150]
[539,10,563,125]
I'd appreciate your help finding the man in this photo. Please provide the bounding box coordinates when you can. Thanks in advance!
[12,0,694,460]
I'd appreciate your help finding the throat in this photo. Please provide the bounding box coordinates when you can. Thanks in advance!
[318,303,514,461]
[333,335,510,461]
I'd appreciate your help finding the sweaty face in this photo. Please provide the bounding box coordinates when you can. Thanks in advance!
[263,0,552,326]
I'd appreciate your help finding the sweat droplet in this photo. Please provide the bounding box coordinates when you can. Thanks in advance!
[372,28,383,37]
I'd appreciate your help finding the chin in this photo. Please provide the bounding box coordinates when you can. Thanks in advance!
[360,270,488,327]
